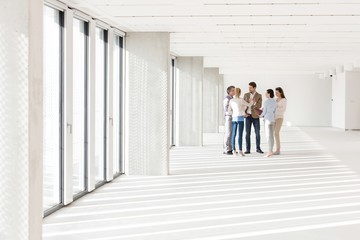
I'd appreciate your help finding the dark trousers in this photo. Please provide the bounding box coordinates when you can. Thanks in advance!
[231,121,245,151]
[245,116,261,151]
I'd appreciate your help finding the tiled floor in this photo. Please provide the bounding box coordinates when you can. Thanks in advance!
[43,127,360,240]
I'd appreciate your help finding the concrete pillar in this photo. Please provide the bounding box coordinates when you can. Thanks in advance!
[0,0,43,239]
[344,71,360,130]
[203,68,220,133]
[176,57,204,146]
[124,33,170,176]
[218,74,225,130]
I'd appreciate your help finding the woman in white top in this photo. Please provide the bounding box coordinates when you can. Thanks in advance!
[228,88,253,156]
[274,87,287,155]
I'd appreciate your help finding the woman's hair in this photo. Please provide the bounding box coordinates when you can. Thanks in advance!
[235,88,241,97]
[275,87,286,99]
[267,89,275,98]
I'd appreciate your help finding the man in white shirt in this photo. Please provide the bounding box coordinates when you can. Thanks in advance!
[223,86,235,155]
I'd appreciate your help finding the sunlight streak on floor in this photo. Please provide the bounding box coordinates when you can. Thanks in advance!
[43,127,360,240]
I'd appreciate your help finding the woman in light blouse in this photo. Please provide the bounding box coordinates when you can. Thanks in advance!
[260,89,277,158]
[274,87,287,155]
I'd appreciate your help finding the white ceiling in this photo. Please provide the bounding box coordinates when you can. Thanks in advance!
[67,0,360,74]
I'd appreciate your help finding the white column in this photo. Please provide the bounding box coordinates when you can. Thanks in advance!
[124,33,170,176]
[203,68,220,133]
[331,70,360,130]
[87,19,96,191]
[344,71,360,130]
[0,0,43,239]
[176,57,204,146]
[218,74,224,131]
[331,71,346,129]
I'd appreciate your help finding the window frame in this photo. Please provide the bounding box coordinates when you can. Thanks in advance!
[43,4,66,217]
[72,16,90,200]
[94,25,109,188]
[113,35,125,177]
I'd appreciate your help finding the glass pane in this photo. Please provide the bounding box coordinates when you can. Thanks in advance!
[95,27,107,183]
[43,6,62,211]
[113,36,123,175]
[72,18,88,195]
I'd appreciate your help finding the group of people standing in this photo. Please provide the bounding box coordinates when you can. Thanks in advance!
[223,82,287,158]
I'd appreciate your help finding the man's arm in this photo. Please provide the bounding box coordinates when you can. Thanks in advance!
[243,93,251,115]
[223,98,230,115]
[243,93,249,102]
[255,94,262,109]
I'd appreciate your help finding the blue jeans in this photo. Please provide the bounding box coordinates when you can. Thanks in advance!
[231,120,245,151]
[245,116,261,151]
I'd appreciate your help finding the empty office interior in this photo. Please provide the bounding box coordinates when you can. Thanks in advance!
[1,0,360,239]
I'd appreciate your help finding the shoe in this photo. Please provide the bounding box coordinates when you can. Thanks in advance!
[244,151,251,154]
[257,149,264,154]
[264,152,274,158]
[274,151,281,155]
[225,151,233,155]
[239,151,245,157]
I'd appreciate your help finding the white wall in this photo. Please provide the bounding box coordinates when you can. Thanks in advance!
[224,74,332,127]
[0,0,43,239]
[203,68,220,133]
[176,57,204,146]
[125,32,170,175]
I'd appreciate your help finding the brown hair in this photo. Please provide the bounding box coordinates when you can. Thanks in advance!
[235,88,241,98]
[249,82,257,88]
[275,87,286,99]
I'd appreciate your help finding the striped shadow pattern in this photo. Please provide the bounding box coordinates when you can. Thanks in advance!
[43,127,360,240]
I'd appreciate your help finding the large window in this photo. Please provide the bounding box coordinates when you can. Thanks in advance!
[72,18,88,196]
[94,27,107,184]
[42,3,125,216]
[113,35,124,175]
[43,6,64,212]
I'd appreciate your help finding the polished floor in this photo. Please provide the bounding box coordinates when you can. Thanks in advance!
[43,127,360,240]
